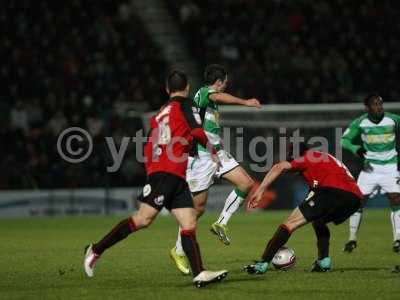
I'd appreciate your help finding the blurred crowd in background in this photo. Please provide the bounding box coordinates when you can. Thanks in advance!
[1,0,165,189]
[1,0,399,189]
[168,0,400,103]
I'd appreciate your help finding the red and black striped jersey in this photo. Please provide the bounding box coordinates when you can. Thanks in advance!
[144,96,213,179]
[290,151,363,199]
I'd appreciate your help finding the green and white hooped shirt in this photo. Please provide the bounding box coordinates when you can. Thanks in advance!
[193,86,223,153]
[341,112,400,165]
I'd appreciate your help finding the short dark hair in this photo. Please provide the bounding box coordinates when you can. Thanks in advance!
[364,93,382,106]
[166,70,188,93]
[204,64,227,85]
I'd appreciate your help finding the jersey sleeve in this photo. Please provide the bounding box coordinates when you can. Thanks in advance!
[385,112,400,123]
[341,117,363,155]
[207,88,218,97]
[194,87,218,108]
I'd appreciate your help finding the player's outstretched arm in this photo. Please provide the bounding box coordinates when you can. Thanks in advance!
[209,93,261,108]
[249,161,291,208]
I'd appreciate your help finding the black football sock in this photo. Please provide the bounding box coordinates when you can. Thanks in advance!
[180,229,204,277]
[93,218,137,255]
[312,221,330,259]
[261,224,292,263]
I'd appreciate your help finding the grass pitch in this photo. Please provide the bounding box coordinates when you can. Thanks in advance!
[0,210,399,300]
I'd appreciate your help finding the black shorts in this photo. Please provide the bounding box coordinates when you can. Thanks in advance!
[137,172,194,211]
[298,187,362,225]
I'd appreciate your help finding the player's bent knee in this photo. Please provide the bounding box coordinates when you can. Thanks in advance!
[245,178,255,191]
[141,218,154,228]
[195,205,206,218]
[237,177,254,193]
[284,211,308,233]
[132,215,154,229]
[283,222,297,233]
[176,211,197,231]
[194,200,206,213]
[181,223,196,232]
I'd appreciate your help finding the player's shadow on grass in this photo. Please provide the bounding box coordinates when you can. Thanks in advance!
[220,276,266,285]
[329,267,390,272]
[175,275,265,288]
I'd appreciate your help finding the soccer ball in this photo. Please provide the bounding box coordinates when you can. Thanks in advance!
[271,246,296,270]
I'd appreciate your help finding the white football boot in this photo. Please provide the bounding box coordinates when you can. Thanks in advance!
[83,244,100,277]
[193,270,228,288]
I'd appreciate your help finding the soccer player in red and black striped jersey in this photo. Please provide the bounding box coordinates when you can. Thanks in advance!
[244,142,363,274]
[83,70,228,287]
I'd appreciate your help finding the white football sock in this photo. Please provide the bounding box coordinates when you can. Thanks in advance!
[217,189,247,226]
[349,211,363,241]
[175,226,185,255]
[390,210,400,241]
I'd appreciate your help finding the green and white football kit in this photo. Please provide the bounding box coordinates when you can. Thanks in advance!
[186,86,239,193]
[342,112,400,244]
[172,86,248,264]
[342,113,400,195]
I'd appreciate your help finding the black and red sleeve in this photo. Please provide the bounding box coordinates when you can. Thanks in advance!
[181,100,215,153]
[181,99,201,129]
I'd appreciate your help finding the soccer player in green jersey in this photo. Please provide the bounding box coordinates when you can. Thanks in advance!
[342,94,400,253]
[170,64,261,274]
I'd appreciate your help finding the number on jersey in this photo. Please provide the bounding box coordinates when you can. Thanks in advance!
[155,105,171,145]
